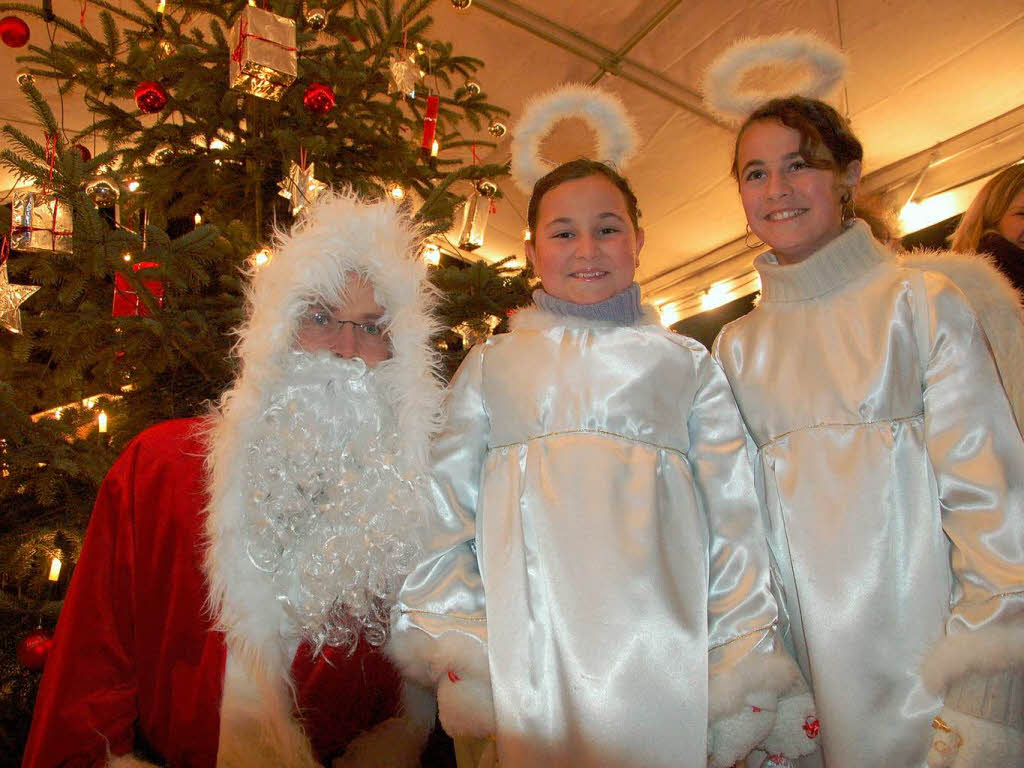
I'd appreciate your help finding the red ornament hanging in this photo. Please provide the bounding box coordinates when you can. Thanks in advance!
[420,94,439,156]
[0,16,30,48]
[302,82,335,115]
[72,144,92,162]
[134,80,168,114]
[17,628,53,671]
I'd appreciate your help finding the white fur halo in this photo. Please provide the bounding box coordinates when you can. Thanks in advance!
[510,84,639,193]
[703,32,848,126]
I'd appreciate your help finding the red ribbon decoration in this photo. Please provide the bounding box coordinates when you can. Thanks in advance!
[231,12,297,64]
[80,0,87,24]
[420,94,439,156]
[1,235,9,266]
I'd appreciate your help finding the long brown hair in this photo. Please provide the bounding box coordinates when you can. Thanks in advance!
[950,164,1024,252]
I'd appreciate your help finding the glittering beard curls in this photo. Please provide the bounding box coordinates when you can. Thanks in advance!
[242,350,430,653]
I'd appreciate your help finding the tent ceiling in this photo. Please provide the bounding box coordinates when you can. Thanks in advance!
[2,0,1022,317]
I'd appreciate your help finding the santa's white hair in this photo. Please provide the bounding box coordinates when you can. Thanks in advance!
[198,189,443,766]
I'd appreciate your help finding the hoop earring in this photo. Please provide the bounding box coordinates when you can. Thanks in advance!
[840,190,855,225]
[745,225,764,249]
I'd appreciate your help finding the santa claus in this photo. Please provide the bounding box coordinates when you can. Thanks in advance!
[22,191,444,767]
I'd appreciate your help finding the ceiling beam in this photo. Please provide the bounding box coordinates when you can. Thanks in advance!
[472,0,729,129]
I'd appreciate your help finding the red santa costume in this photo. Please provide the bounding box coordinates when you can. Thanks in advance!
[23,191,444,768]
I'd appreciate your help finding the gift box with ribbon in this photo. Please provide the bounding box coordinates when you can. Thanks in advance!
[112,261,164,317]
[229,5,297,100]
[10,188,73,253]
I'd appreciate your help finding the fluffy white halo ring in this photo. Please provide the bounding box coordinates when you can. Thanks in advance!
[702,32,848,126]
[510,84,638,193]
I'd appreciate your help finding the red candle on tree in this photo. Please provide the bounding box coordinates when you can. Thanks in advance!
[420,94,439,156]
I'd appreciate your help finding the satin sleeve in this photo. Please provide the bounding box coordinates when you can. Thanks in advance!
[917,272,1024,704]
[688,349,792,708]
[391,344,490,680]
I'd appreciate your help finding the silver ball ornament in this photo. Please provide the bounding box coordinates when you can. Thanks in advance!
[487,121,507,138]
[450,0,472,9]
[86,177,120,206]
[465,81,481,96]
[475,180,498,198]
[305,7,327,31]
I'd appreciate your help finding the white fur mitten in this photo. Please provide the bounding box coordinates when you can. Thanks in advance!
[759,688,820,760]
[927,708,1024,767]
[707,691,777,768]
[438,664,495,739]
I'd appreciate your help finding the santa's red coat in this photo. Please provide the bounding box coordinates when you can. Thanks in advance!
[22,418,403,767]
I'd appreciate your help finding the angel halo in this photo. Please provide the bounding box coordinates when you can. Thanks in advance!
[510,84,639,194]
[702,31,848,126]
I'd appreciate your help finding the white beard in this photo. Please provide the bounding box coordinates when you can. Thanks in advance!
[241,351,429,652]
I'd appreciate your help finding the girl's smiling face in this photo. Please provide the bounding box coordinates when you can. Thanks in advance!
[737,119,861,265]
[526,174,644,304]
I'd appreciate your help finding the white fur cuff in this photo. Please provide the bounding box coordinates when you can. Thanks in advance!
[928,707,1024,767]
[386,628,490,689]
[922,623,1024,695]
[709,652,801,722]
[438,672,495,740]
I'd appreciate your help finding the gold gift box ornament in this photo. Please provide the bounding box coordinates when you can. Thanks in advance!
[11,188,73,253]
[229,4,298,101]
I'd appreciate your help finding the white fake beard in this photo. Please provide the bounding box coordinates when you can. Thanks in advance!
[242,351,429,652]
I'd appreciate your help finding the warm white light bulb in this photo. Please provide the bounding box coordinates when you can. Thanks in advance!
[48,557,62,582]
[98,411,108,433]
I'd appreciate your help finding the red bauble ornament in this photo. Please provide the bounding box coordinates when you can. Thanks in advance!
[134,80,168,114]
[303,82,335,115]
[72,144,92,162]
[0,16,30,48]
[17,628,53,671]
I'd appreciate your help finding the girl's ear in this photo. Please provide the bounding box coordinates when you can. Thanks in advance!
[634,227,645,267]
[841,160,863,198]
[525,239,538,270]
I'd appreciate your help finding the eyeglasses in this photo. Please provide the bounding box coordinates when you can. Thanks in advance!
[298,308,390,348]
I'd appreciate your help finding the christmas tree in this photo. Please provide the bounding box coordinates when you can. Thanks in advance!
[0,0,528,759]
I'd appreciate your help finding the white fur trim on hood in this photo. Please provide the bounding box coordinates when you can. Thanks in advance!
[510,84,638,193]
[922,623,1024,696]
[899,248,1024,436]
[201,190,444,762]
[702,32,848,126]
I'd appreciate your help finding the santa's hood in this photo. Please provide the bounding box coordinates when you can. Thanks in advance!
[202,190,444,676]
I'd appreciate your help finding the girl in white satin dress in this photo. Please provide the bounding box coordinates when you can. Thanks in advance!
[714,96,1024,767]
[391,159,819,768]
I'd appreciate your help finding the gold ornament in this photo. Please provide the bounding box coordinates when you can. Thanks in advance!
[16,69,32,86]
[0,262,39,334]
[487,121,507,138]
[387,53,424,97]
[277,160,326,216]
[451,0,472,10]
[229,5,298,101]
[465,81,481,96]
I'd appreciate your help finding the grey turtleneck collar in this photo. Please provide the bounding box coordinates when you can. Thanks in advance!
[533,283,644,325]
